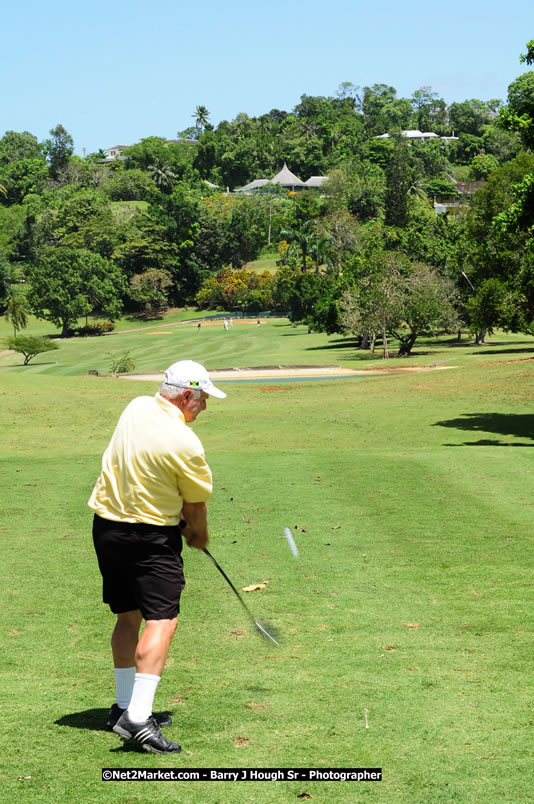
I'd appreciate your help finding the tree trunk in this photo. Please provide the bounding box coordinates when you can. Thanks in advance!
[370,333,376,354]
[398,329,418,356]
[457,329,462,342]
[361,332,369,350]
[382,327,389,359]
[475,327,486,345]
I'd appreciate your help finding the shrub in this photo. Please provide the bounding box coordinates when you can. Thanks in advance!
[74,321,115,336]
[4,335,59,365]
[108,350,135,375]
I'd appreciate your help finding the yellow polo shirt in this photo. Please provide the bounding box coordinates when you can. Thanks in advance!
[88,393,212,526]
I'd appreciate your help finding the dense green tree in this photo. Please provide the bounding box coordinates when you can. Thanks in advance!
[45,124,74,180]
[285,271,341,332]
[341,259,459,356]
[0,131,42,163]
[410,86,447,132]
[123,137,195,181]
[448,99,495,137]
[362,84,412,136]
[28,247,126,335]
[100,167,157,201]
[481,125,522,163]
[129,268,174,317]
[500,70,534,148]
[465,152,534,334]
[0,255,13,313]
[384,135,411,227]
[469,153,500,180]
[48,190,117,255]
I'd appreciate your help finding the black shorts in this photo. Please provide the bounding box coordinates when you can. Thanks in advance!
[92,514,185,620]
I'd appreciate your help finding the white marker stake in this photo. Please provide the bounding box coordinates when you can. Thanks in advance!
[284,527,299,557]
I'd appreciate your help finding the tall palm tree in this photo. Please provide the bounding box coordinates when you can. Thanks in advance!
[148,160,176,192]
[5,292,30,336]
[281,220,321,272]
[407,176,428,201]
[193,105,210,134]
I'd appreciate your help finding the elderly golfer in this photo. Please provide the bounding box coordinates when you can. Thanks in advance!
[89,359,226,754]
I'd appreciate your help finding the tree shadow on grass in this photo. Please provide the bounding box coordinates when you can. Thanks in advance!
[0,361,60,369]
[473,347,534,356]
[434,413,534,447]
[304,338,363,352]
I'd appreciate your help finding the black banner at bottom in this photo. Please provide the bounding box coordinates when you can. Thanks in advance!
[102,768,382,782]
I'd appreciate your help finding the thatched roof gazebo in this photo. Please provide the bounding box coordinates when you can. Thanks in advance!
[235,162,314,193]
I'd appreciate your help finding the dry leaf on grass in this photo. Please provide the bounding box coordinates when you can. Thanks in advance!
[229,629,246,638]
[233,737,250,748]
[383,645,397,651]
[242,583,266,592]
[297,794,314,799]
[403,623,421,629]
[168,696,183,704]
[245,703,268,711]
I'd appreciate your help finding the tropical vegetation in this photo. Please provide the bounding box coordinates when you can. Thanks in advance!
[1,42,533,356]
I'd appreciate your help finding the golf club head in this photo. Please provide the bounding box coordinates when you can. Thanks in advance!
[254,619,281,647]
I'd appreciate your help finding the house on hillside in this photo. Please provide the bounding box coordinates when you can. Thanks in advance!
[103,145,128,161]
[376,130,459,143]
[433,181,484,214]
[235,162,328,193]
[102,138,199,162]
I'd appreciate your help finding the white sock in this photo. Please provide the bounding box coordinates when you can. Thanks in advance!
[114,666,136,709]
[126,673,161,723]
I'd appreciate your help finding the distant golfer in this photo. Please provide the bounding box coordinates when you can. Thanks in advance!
[224,318,229,331]
[88,360,226,753]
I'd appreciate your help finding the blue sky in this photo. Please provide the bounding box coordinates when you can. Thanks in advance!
[2,0,533,155]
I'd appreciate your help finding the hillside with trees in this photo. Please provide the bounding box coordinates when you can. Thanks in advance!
[1,42,532,352]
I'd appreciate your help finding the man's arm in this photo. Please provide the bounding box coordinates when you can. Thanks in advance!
[181,501,209,550]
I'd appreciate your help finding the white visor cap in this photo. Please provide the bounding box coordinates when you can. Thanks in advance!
[164,360,226,399]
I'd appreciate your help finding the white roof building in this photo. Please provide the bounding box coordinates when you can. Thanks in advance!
[235,163,327,193]
[304,176,329,188]
[376,130,457,143]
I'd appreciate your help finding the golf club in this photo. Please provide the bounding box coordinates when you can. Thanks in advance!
[202,547,281,647]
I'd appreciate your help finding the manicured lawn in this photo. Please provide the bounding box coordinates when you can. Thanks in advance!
[3,306,534,379]
[243,251,279,273]
[0,325,532,802]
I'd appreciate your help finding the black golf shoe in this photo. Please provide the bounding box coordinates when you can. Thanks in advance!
[113,711,182,754]
[106,703,172,732]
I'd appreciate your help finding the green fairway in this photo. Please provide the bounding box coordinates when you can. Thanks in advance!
[243,252,279,273]
[1,323,533,802]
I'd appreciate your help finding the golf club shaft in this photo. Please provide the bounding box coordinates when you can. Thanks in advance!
[202,547,253,618]
[202,547,280,646]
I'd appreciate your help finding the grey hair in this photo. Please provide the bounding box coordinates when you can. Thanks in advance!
[159,382,202,400]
